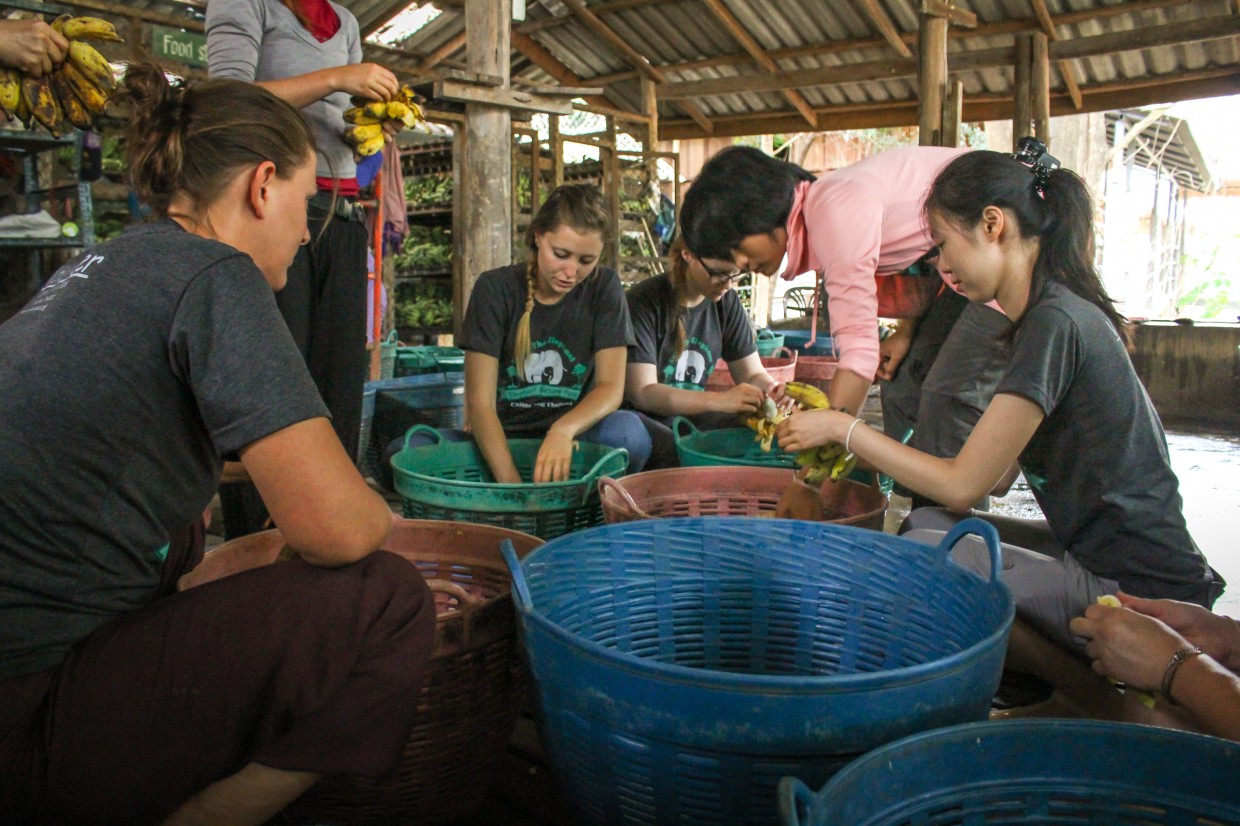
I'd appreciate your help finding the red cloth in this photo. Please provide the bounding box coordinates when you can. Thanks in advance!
[318,176,359,197]
[297,0,340,42]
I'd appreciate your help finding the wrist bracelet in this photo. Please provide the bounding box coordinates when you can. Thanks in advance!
[843,417,864,453]
[1160,645,1203,704]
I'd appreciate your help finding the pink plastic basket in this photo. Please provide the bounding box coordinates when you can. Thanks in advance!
[706,347,798,391]
[793,355,839,393]
[598,466,886,530]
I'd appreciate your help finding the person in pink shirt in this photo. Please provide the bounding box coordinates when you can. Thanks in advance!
[679,145,1011,508]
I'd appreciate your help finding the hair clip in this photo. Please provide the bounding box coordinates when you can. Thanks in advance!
[1012,136,1060,197]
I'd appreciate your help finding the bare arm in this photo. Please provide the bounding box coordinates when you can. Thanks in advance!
[464,351,522,484]
[777,392,1043,512]
[825,367,871,418]
[625,361,762,417]
[536,347,629,482]
[255,64,399,109]
[239,417,391,566]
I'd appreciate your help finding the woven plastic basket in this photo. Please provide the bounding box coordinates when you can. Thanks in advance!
[793,355,839,393]
[391,425,629,539]
[599,466,886,530]
[363,374,465,480]
[178,519,543,825]
[502,516,1013,826]
[706,347,798,391]
[394,345,465,378]
[779,719,1240,826]
[379,330,399,380]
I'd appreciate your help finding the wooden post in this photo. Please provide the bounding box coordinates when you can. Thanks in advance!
[1013,33,1033,147]
[917,13,948,146]
[641,76,659,146]
[549,114,564,188]
[941,78,963,147]
[1031,31,1051,146]
[605,116,621,271]
[458,0,512,332]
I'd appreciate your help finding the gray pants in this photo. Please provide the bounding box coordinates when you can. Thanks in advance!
[880,290,1011,508]
[901,507,1119,651]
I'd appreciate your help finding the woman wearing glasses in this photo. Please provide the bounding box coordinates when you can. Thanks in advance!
[680,145,1011,508]
[625,238,786,469]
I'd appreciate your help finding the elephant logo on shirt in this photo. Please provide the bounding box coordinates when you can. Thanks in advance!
[524,349,566,384]
[673,350,708,384]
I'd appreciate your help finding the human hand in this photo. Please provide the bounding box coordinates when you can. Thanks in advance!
[1069,602,1188,691]
[715,382,764,415]
[0,18,69,78]
[774,408,840,454]
[875,322,913,382]
[333,62,400,101]
[534,429,576,483]
[1117,591,1238,670]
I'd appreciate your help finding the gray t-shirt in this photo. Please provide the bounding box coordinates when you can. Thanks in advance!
[627,273,756,391]
[206,0,361,180]
[996,282,1210,599]
[0,220,328,679]
[458,264,633,433]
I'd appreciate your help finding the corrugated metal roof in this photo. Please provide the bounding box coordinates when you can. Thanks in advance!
[1106,109,1212,191]
[109,0,1240,138]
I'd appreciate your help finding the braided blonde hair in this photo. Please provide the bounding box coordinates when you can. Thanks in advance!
[513,184,610,369]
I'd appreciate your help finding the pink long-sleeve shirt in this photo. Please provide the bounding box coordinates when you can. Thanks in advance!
[783,145,972,380]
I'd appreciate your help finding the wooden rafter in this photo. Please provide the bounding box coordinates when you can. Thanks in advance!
[1030,0,1084,109]
[516,0,668,34]
[656,13,1240,99]
[701,0,817,128]
[856,0,914,58]
[510,31,615,111]
[587,0,1198,85]
[656,67,1240,140]
[555,0,714,133]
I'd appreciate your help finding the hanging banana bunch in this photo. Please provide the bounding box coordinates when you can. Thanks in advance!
[0,16,122,137]
[341,84,428,157]
[783,382,858,485]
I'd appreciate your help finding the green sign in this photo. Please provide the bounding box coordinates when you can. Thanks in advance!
[151,26,207,68]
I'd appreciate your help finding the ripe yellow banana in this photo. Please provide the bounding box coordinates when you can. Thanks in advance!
[361,100,388,119]
[58,62,109,116]
[354,133,385,157]
[54,15,125,43]
[784,381,831,411]
[0,69,21,119]
[342,106,383,125]
[66,41,116,92]
[50,70,93,130]
[344,123,383,147]
[21,74,63,137]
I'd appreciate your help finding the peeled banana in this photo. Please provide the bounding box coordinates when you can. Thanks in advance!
[2,16,120,136]
[53,15,125,43]
[784,381,857,484]
[742,395,785,453]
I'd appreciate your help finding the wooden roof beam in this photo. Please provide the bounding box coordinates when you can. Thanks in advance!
[656,68,1240,140]
[1030,0,1082,109]
[856,0,914,58]
[701,0,817,128]
[510,30,616,111]
[656,13,1240,99]
[517,0,667,34]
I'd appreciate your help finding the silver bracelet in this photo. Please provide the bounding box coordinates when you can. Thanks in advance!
[1160,645,1203,704]
[844,417,864,453]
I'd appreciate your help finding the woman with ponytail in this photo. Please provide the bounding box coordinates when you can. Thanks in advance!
[0,65,435,823]
[681,145,1012,510]
[778,144,1220,649]
[625,237,787,469]
[207,0,403,537]
[454,184,650,483]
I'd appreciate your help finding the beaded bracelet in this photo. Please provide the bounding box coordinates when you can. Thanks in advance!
[1160,645,1203,704]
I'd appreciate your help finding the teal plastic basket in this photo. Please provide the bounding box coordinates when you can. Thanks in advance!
[779,720,1240,826]
[391,425,628,539]
[755,329,786,357]
[394,345,465,378]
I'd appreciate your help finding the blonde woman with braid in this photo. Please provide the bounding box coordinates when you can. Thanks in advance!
[390,185,650,486]
[625,237,786,469]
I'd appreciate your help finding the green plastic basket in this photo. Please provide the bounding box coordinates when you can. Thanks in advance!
[379,330,399,380]
[391,425,629,539]
[755,329,786,357]
[672,417,897,496]
[395,345,465,378]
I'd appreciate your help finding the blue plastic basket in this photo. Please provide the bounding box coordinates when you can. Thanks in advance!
[779,719,1240,826]
[502,517,1013,826]
[363,373,465,480]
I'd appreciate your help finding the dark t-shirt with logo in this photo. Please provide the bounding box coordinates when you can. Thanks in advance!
[627,273,756,391]
[459,263,633,433]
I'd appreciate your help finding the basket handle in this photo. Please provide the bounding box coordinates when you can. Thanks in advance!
[771,345,796,363]
[425,578,481,608]
[402,424,445,450]
[500,539,532,613]
[383,329,399,345]
[597,476,651,520]
[671,416,699,443]
[937,516,1004,585]
[777,777,814,826]
[580,447,629,501]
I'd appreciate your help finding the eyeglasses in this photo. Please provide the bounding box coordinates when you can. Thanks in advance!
[698,259,751,284]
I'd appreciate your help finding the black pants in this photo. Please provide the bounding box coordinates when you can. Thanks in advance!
[221,194,370,538]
